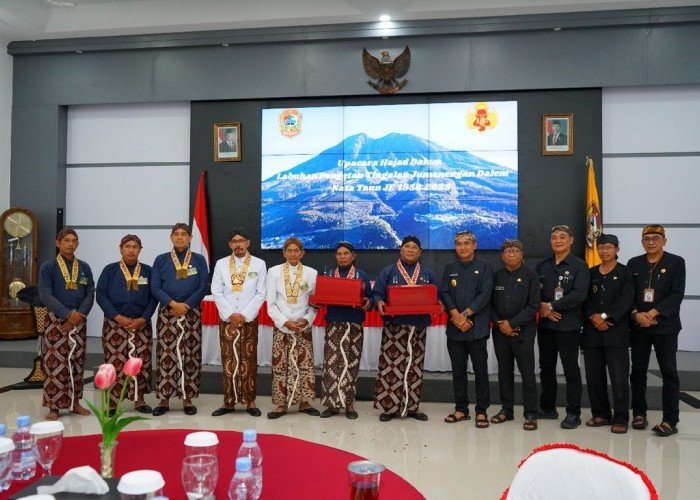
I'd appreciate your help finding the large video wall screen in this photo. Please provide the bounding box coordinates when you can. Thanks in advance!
[261,101,518,250]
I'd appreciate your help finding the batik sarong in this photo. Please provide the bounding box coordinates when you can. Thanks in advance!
[42,312,86,410]
[155,306,201,400]
[321,321,363,409]
[271,326,315,407]
[219,320,259,406]
[373,323,427,415]
[102,318,153,404]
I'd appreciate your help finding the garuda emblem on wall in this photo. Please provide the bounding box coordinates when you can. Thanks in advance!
[362,46,411,94]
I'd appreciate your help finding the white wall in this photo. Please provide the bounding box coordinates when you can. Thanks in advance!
[65,102,190,337]
[0,36,12,212]
[602,85,700,351]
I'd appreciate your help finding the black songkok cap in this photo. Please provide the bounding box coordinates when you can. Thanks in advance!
[171,222,191,235]
[336,241,355,253]
[597,233,619,247]
[229,227,249,240]
[401,235,422,249]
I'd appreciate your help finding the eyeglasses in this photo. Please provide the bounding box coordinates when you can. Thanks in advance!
[642,235,663,243]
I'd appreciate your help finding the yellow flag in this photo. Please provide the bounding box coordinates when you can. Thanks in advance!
[585,157,602,267]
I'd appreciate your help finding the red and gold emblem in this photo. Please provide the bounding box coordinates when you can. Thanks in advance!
[279,108,303,138]
[466,102,498,132]
[586,201,602,251]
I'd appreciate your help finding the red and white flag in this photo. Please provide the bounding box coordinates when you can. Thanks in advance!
[190,171,210,267]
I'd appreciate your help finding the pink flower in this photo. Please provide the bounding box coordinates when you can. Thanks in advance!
[94,364,117,390]
[122,357,143,377]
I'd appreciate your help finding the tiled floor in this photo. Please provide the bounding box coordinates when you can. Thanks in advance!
[2,367,700,499]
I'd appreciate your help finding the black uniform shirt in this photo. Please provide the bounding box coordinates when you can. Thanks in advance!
[536,252,590,332]
[581,263,634,348]
[491,263,540,341]
[627,252,685,335]
[439,258,493,341]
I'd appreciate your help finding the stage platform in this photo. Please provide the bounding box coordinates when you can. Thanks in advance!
[2,337,699,410]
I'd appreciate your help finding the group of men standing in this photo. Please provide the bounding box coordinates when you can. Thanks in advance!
[37,222,685,437]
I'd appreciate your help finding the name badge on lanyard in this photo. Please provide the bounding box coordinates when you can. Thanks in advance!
[643,288,655,303]
[554,287,564,301]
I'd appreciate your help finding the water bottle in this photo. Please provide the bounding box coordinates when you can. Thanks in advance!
[11,415,35,480]
[0,424,6,437]
[0,424,15,492]
[228,457,255,500]
[237,429,262,499]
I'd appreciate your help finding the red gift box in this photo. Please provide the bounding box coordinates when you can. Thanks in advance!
[309,275,364,307]
[383,284,443,315]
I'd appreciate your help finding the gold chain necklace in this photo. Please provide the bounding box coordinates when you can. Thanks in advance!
[283,262,303,304]
[229,254,252,292]
[56,255,79,290]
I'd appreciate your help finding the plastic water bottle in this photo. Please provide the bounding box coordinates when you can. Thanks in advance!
[12,415,35,480]
[237,429,262,499]
[228,457,255,500]
[0,424,15,492]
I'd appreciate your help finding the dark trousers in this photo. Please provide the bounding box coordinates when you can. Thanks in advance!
[630,331,680,425]
[583,346,630,424]
[493,332,538,419]
[447,337,490,414]
[538,327,582,416]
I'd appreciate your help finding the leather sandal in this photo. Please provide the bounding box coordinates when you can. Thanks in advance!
[632,415,648,430]
[652,421,678,437]
[490,411,514,424]
[611,423,628,434]
[475,413,489,428]
[585,417,611,427]
[523,419,538,431]
[444,412,469,424]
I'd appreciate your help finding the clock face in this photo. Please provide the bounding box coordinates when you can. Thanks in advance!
[3,212,33,238]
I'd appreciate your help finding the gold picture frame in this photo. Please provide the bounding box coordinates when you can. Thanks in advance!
[213,122,241,162]
[542,114,573,156]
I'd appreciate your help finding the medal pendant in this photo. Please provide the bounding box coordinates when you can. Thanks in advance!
[176,269,188,279]
[232,284,243,292]
[66,281,78,290]
[287,297,298,304]
[127,280,139,291]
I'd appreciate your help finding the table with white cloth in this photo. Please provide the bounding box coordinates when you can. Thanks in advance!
[200,296,561,374]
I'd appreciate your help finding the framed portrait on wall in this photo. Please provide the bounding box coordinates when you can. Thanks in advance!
[213,122,241,161]
[542,114,573,155]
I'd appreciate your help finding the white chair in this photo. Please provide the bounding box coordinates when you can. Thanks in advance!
[502,443,657,500]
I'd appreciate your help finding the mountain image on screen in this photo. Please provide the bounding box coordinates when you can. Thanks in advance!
[261,132,517,250]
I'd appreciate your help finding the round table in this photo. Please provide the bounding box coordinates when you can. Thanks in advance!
[6,429,424,499]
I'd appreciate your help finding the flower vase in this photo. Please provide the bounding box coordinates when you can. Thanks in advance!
[99,440,118,478]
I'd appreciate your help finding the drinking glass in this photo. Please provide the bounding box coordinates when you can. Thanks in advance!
[30,421,65,477]
[181,454,218,500]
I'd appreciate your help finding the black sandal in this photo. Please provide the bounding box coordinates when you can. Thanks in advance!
[611,423,628,434]
[444,412,470,423]
[652,421,678,437]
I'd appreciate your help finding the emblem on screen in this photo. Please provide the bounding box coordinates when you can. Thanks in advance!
[467,102,498,132]
[362,46,411,94]
[279,109,303,138]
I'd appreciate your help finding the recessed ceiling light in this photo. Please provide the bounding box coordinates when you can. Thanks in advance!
[379,15,391,22]
[553,27,562,31]
[75,50,82,54]
[222,43,230,47]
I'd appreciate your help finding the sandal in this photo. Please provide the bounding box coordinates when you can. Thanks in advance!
[585,417,611,427]
[652,421,678,437]
[490,411,514,424]
[475,413,489,429]
[611,423,628,434]
[523,419,538,431]
[632,415,648,430]
[444,412,470,424]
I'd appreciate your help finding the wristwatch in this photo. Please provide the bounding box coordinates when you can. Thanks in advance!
[600,312,608,321]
